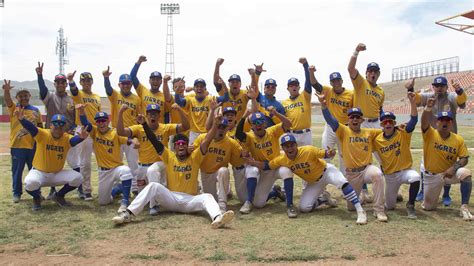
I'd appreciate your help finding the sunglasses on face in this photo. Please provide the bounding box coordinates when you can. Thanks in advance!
[349,115,361,120]
[252,120,265,125]
[52,121,66,127]
[120,81,132,86]
[174,140,188,146]
[96,119,108,124]
[381,119,395,126]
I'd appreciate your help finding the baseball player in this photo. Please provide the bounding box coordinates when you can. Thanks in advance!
[175,78,229,144]
[103,66,142,195]
[407,77,468,205]
[36,62,79,200]
[18,110,87,211]
[3,80,42,203]
[67,71,101,200]
[372,92,420,219]
[130,55,172,123]
[78,105,135,212]
[310,69,353,173]
[319,94,388,222]
[247,133,367,224]
[235,111,294,216]
[112,113,235,229]
[420,98,473,220]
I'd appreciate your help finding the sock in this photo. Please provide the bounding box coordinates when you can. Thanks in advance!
[267,187,278,201]
[342,183,363,212]
[460,178,472,205]
[443,184,451,198]
[419,173,424,194]
[56,184,77,197]
[78,184,83,193]
[111,184,123,197]
[73,167,80,173]
[408,181,420,204]
[284,178,294,207]
[50,187,56,193]
[121,179,132,206]
[246,178,257,202]
[26,189,41,199]
[362,183,368,191]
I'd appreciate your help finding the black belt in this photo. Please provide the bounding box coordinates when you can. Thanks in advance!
[234,165,245,170]
[366,118,379,122]
[138,163,153,167]
[288,128,311,134]
[316,168,327,181]
[346,165,368,173]
[99,167,111,171]
[424,170,437,175]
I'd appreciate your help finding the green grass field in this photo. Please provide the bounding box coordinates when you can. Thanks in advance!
[0,123,473,264]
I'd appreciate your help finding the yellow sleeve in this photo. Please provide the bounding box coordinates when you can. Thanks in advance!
[107,89,118,102]
[422,126,434,140]
[230,140,244,167]
[271,123,285,138]
[34,128,48,141]
[335,123,346,139]
[193,133,205,149]
[8,104,16,116]
[192,146,205,164]
[161,147,170,164]
[371,128,383,139]
[268,155,283,170]
[136,83,147,97]
[166,123,178,136]
[119,136,129,145]
[129,125,141,137]
[458,137,469,158]
[414,92,422,105]
[322,86,331,94]
[351,73,365,91]
[311,146,326,159]
[456,91,467,106]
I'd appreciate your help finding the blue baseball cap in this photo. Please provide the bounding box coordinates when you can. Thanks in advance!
[150,71,162,78]
[223,106,237,114]
[280,134,297,145]
[146,104,161,112]
[94,112,109,120]
[329,72,342,81]
[80,72,93,80]
[265,78,277,86]
[250,112,266,125]
[366,62,380,71]
[228,74,241,82]
[437,111,453,120]
[287,77,299,86]
[194,78,206,86]
[51,114,66,124]
[432,76,448,86]
[219,118,229,127]
[348,107,363,117]
[119,74,132,83]
[380,111,396,121]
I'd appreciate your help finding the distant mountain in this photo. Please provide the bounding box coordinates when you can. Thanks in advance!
[0,80,55,97]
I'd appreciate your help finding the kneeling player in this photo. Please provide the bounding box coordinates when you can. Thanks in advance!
[112,113,234,228]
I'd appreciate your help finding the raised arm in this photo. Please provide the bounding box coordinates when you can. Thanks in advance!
[102,66,113,96]
[17,107,38,136]
[76,104,91,127]
[348,43,366,79]
[299,57,312,95]
[213,58,224,92]
[200,112,220,154]
[235,117,247,143]
[174,92,187,107]
[452,80,467,108]
[117,105,133,137]
[67,71,79,96]
[405,92,418,133]
[268,106,292,131]
[2,79,15,108]
[140,119,165,155]
[70,126,89,147]
[309,65,323,94]
[35,62,48,100]
[171,103,190,133]
[216,80,229,103]
[421,97,435,133]
[162,75,172,103]
[317,93,339,132]
[131,55,147,89]
[205,98,220,131]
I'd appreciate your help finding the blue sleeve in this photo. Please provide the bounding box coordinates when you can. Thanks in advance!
[174,93,186,107]
[263,161,271,171]
[104,77,113,96]
[37,74,48,100]
[69,135,85,147]
[303,62,312,94]
[69,82,79,96]
[130,63,140,88]
[215,83,223,93]
[20,119,39,137]
[322,108,339,131]
[79,114,91,127]
[256,92,263,103]
[216,91,229,103]
[379,107,384,117]
[405,115,418,133]
[276,102,286,115]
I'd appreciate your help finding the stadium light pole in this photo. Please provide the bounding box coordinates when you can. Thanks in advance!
[56,26,69,75]
[161,3,180,79]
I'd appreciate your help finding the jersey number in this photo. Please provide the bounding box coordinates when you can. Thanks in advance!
[57,153,63,160]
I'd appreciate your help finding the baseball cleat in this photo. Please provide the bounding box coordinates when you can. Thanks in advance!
[211,210,234,229]
[77,185,85,200]
[239,201,253,214]
[46,187,56,200]
[320,191,338,208]
[51,193,72,207]
[356,210,367,225]
[396,193,404,202]
[12,195,20,203]
[273,185,286,202]
[132,191,139,197]
[442,195,452,207]
[460,204,473,221]
[374,211,388,222]
[112,211,132,224]
[32,197,42,211]
[149,206,160,216]
[287,204,298,218]
[218,201,227,213]
[117,204,128,214]
[406,203,417,219]
[84,193,93,201]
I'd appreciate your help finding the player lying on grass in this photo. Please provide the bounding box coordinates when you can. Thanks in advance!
[112,112,235,229]
[17,109,88,211]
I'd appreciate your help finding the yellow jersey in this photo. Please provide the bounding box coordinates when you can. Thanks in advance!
[9,104,42,149]
[281,90,312,130]
[32,128,73,173]
[161,147,205,195]
[269,146,327,183]
[169,94,190,136]
[351,74,385,119]
[243,124,285,161]
[373,128,413,174]
[193,134,244,173]
[335,123,380,168]
[136,83,169,123]
[423,126,469,174]
[184,95,213,133]
[219,89,249,122]
[71,90,101,126]
[90,127,129,169]
[322,86,353,125]
[107,89,141,128]
[129,124,177,164]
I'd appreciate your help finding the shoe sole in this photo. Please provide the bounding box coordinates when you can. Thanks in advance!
[112,217,125,224]
[212,211,234,229]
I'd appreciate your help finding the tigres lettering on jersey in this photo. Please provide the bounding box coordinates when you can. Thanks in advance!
[335,123,380,168]
[269,146,327,183]
[423,126,469,174]
[71,90,101,125]
[90,127,128,169]
[136,83,169,123]
[373,128,413,174]
[193,134,244,173]
[108,89,141,128]
[322,86,353,125]
[219,89,249,122]
[351,74,385,119]
[243,124,285,161]
[161,147,205,195]
[32,128,73,173]
[281,90,311,130]
[185,96,214,133]
[8,104,42,149]
[129,124,177,164]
